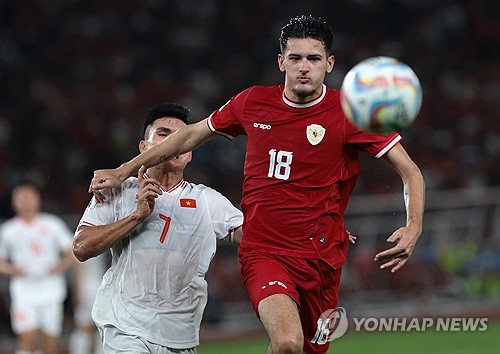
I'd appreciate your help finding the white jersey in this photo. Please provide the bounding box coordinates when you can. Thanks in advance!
[78,178,243,349]
[0,213,73,304]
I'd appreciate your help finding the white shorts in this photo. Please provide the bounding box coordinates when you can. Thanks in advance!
[11,299,64,336]
[99,325,197,354]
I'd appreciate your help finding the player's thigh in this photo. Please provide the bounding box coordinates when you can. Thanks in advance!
[258,293,303,342]
[11,299,39,334]
[239,250,301,315]
[16,329,39,350]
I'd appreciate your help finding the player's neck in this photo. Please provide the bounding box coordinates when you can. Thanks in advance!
[283,84,325,104]
[146,169,184,192]
[17,211,39,223]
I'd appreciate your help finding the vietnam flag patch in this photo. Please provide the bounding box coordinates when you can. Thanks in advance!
[180,198,197,208]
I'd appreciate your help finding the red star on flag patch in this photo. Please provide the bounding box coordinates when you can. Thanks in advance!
[180,198,197,208]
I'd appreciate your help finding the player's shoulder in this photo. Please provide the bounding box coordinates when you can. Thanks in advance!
[0,218,16,232]
[105,177,139,198]
[325,86,341,101]
[184,182,214,194]
[184,182,227,201]
[240,84,282,100]
[122,177,139,190]
[39,212,64,223]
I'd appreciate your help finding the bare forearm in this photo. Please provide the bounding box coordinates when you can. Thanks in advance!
[73,213,143,261]
[0,260,21,276]
[119,120,215,179]
[232,226,243,245]
[385,144,425,234]
[403,166,425,233]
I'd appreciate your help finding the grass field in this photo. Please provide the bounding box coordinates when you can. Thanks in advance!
[198,320,500,354]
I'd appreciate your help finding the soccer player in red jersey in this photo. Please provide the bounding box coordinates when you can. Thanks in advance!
[89,15,425,354]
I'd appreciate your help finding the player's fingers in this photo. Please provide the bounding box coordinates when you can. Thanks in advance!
[386,232,401,243]
[93,190,106,203]
[389,258,408,273]
[374,248,406,261]
[379,256,404,270]
[141,180,162,194]
[138,165,146,184]
[137,189,160,201]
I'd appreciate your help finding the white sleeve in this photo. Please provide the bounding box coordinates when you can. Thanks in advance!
[202,188,243,240]
[78,189,118,228]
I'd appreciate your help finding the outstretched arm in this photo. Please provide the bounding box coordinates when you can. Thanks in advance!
[89,119,216,197]
[374,143,425,273]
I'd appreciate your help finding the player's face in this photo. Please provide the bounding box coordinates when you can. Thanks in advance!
[140,118,192,171]
[12,186,41,216]
[278,38,334,103]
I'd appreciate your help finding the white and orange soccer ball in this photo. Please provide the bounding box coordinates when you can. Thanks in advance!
[340,56,423,133]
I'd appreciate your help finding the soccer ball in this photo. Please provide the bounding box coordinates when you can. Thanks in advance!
[340,56,422,133]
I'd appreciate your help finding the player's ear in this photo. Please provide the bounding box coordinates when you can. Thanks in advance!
[139,140,147,153]
[278,54,285,72]
[326,54,335,73]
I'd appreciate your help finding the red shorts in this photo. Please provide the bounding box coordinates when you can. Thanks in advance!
[239,249,342,354]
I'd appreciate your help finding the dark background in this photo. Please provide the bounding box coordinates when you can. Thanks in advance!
[0,0,498,218]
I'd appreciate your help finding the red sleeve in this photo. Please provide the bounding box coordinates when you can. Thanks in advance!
[207,88,251,139]
[344,119,402,158]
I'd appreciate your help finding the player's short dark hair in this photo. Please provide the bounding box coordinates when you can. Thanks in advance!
[143,103,190,137]
[279,15,333,56]
[11,180,41,198]
[12,180,40,192]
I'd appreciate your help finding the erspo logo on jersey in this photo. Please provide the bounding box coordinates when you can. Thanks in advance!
[253,122,272,130]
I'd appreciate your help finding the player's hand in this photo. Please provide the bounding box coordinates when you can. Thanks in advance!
[347,230,357,244]
[88,168,125,202]
[134,166,162,221]
[11,265,25,276]
[374,225,420,273]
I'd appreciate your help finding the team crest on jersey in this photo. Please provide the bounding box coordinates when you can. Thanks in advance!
[306,124,326,145]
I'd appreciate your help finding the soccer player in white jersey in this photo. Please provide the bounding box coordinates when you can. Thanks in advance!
[0,182,75,354]
[73,103,244,354]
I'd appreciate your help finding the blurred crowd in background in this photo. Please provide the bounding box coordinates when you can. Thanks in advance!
[0,0,499,343]
[0,0,498,217]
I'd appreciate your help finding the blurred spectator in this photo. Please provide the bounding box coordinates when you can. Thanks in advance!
[0,182,75,354]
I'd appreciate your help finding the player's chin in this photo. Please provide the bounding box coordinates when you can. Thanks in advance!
[292,86,316,99]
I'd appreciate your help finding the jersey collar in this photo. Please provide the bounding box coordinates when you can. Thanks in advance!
[282,84,326,108]
[142,173,186,193]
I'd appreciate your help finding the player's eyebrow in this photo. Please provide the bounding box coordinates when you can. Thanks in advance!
[155,126,175,133]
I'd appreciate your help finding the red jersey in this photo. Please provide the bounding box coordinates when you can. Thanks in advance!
[208,84,401,268]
